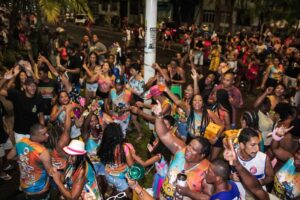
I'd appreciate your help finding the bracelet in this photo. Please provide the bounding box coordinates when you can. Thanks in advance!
[272,130,284,141]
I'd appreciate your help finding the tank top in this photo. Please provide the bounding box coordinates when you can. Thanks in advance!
[105,143,134,178]
[235,149,267,199]
[85,133,102,163]
[188,112,206,137]
[210,181,241,200]
[160,148,210,199]
[16,138,49,194]
[274,158,300,199]
[65,163,102,200]
[269,65,284,81]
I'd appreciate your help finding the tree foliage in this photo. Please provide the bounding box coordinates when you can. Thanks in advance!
[3,0,93,24]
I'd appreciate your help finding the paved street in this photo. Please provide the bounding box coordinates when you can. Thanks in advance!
[51,23,181,65]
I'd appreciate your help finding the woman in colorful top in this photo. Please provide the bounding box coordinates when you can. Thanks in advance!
[254,83,288,111]
[82,52,101,103]
[50,91,71,124]
[52,139,102,200]
[87,61,115,112]
[127,63,145,141]
[271,126,300,200]
[210,89,232,160]
[151,101,211,200]
[163,71,223,142]
[164,69,198,140]
[261,57,284,89]
[82,107,112,169]
[97,123,134,198]
[209,44,221,72]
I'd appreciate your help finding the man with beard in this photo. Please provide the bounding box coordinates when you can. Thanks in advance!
[0,74,44,142]
[231,128,274,199]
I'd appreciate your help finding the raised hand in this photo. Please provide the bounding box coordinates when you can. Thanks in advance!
[4,69,14,80]
[130,106,139,114]
[223,138,237,166]
[152,100,162,116]
[152,63,159,70]
[265,87,274,95]
[191,68,200,80]
[267,125,294,141]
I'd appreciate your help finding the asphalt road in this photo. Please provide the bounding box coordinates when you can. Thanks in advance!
[50,23,181,65]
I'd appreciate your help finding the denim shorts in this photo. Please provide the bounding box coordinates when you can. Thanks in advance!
[93,162,106,176]
[105,174,129,191]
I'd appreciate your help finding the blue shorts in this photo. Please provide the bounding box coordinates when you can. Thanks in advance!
[105,174,129,191]
[93,162,106,176]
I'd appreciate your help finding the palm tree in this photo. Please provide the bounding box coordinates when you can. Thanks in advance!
[39,0,93,24]
[6,0,93,26]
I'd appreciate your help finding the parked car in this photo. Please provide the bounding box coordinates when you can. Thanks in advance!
[75,14,88,25]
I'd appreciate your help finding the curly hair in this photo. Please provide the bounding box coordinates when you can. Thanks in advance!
[97,123,126,165]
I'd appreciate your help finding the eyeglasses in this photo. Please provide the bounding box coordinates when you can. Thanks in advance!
[106,192,127,200]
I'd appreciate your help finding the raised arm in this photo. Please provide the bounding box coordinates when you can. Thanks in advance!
[130,106,155,123]
[191,68,200,95]
[260,65,272,89]
[253,87,273,108]
[271,126,294,162]
[224,139,270,200]
[152,63,170,83]
[0,69,15,96]
[56,104,72,155]
[164,85,189,113]
[38,55,58,76]
[153,101,185,154]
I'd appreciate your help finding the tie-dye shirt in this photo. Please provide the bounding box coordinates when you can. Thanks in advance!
[65,162,101,200]
[110,88,132,121]
[160,148,210,199]
[274,158,300,200]
[16,138,49,194]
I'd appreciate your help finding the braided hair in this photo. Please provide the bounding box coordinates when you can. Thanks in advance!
[187,95,210,138]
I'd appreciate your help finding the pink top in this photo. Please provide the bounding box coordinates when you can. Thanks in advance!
[98,76,113,92]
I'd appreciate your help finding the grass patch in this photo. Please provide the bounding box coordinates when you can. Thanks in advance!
[126,119,155,188]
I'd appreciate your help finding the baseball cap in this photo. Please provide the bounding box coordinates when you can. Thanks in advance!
[115,78,124,85]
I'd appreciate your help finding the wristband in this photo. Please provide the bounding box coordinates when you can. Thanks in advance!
[272,129,284,141]
[129,181,138,189]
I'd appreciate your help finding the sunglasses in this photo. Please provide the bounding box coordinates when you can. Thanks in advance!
[106,192,127,200]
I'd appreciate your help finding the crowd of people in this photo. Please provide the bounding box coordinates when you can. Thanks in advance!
[0,5,300,200]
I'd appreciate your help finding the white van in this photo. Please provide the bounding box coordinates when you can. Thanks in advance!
[75,14,88,25]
